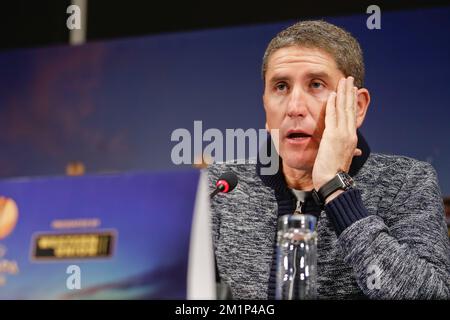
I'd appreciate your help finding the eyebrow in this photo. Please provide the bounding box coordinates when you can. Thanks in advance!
[268,71,332,84]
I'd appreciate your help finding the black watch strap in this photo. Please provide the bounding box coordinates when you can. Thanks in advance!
[312,172,354,206]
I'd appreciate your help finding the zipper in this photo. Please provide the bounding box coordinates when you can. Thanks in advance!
[294,200,304,214]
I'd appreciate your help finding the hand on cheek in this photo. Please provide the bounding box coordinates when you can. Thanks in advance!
[312,76,361,194]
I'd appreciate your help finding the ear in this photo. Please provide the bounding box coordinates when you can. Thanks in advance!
[355,88,370,128]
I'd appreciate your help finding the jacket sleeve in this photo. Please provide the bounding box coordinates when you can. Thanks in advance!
[326,161,450,299]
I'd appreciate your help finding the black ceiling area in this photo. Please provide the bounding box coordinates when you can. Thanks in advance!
[1,0,449,50]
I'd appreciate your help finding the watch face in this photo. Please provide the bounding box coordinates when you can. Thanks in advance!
[338,172,354,188]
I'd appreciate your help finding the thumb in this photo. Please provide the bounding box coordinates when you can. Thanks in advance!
[353,148,362,157]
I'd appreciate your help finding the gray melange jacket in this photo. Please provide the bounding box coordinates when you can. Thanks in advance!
[208,153,450,299]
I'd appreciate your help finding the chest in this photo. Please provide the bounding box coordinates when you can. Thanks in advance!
[214,195,362,299]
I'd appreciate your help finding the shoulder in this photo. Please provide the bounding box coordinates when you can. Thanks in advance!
[206,159,276,202]
[366,153,428,168]
[207,159,259,184]
[363,153,437,178]
[359,153,440,199]
[355,153,443,221]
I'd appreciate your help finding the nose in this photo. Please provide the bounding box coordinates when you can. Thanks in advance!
[286,86,308,118]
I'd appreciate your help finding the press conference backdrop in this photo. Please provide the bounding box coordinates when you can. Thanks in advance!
[0,169,202,299]
[0,6,449,196]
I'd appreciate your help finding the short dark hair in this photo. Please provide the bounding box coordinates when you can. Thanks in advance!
[262,20,365,88]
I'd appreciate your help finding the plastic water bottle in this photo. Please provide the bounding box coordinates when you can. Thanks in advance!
[275,214,318,300]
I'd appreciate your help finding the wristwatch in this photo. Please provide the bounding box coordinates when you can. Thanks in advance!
[312,171,355,207]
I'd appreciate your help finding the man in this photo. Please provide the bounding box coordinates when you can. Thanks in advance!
[208,20,450,299]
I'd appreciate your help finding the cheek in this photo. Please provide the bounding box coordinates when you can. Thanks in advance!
[309,97,328,135]
[314,88,332,103]
[265,94,285,109]
[264,97,286,127]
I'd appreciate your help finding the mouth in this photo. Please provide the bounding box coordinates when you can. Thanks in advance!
[286,130,312,141]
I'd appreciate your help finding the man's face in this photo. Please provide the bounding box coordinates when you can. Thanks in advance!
[263,45,347,171]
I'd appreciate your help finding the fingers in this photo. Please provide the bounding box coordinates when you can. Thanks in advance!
[345,77,356,129]
[336,78,346,126]
[345,76,354,114]
[352,86,358,129]
[332,77,360,156]
[334,77,358,131]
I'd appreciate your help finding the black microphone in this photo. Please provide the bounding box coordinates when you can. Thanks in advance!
[209,171,238,199]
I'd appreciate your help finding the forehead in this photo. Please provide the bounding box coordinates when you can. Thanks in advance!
[266,46,341,79]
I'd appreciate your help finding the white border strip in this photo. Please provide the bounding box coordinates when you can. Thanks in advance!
[187,170,216,299]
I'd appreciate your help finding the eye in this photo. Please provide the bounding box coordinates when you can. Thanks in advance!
[310,81,325,89]
[275,82,288,92]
